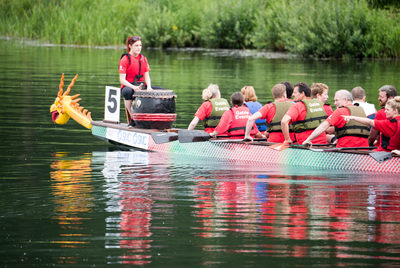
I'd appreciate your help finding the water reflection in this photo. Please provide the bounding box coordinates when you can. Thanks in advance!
[97,150,173,265]
[49,152,93,264]
[192,173,400,262]
[49,149,400,265]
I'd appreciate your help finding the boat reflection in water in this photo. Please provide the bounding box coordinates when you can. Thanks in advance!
[51,149,400,265]
[93,150,174,265]
[192,172,400,263]
[50,152,94,264]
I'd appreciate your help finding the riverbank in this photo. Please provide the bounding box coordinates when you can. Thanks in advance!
[1,0,399,58]
[0,36,297,60]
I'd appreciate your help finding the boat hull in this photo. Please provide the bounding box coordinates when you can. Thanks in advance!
[91,121,400,174]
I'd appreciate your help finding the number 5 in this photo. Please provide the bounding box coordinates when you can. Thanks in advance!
[104,86,120,123]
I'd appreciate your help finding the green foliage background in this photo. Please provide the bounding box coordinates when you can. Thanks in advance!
[1,0,399,58]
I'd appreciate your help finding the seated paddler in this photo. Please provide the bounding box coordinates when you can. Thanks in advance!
[303,90,370,147]
[188,84,230,134]
[244,84,294,143]
[343,96,400,152]
[209,92,264,139]
[281,82,328,145]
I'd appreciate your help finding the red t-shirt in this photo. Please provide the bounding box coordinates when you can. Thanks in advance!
[286,100,327,144]
[326,106,369,148]
[194,101,214,133]
[258,100,294,143]
[323,104,334,117]
[374,115,400,151]
[118,54,150,87]
[215,106,258,138]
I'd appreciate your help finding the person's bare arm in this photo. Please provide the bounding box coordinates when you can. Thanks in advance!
[119,73,142,91]
[281,114,293,143]
[369,127,379,146]
[188,116,200,130]
[144,72,152,90]
[303,120,330,145]
[244,112,262,141]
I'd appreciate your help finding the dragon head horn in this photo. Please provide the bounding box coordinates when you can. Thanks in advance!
[57,74,78,97]
[57,73,65,97]
[64,74,78,96]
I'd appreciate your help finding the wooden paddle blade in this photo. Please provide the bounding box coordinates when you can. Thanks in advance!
[178,130,211,143]
[269,142,289,151]
[151,132,178,144]
[369,151,393,163]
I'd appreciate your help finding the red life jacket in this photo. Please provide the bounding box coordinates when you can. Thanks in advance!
[120,53,146,85]
[386,118,400,150]
[227,106,254,138]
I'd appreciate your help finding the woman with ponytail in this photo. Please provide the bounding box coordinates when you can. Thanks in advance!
[118,36,152,127]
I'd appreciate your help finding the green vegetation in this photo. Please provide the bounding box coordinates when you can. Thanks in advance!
[1,0,399,58]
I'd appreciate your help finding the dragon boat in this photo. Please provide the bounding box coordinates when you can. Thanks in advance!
[50,74,400,174]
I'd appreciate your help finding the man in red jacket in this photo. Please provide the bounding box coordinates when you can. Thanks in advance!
[369,85,398,146]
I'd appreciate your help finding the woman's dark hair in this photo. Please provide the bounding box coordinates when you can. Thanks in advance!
[280,81,294,99]
[231,92,244,106]
[126,36,142,52]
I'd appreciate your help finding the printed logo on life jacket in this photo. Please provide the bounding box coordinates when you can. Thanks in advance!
[308,102,324,113]
[214,101,230,111]
[136,99,142,108]
[234,110,250,120]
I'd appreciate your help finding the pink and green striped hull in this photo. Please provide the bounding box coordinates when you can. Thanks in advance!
[91,122,400,174]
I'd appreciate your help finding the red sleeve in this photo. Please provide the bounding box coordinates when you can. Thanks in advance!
[326,108,349,127]
[375,109,386,120]
[286,102,304,122]
[194,102,212,120]
[374,119,397,137]
[215,110,232,135]
[258,103,275,122]
[118,56,129,74]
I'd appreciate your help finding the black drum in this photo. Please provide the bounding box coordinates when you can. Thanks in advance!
[132,89,177,129]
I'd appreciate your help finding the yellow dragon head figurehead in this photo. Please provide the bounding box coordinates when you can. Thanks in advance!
[50,74,93,129]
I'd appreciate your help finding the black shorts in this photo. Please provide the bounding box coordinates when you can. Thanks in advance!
[121,86,134,100]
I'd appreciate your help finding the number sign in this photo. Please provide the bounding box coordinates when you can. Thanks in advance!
[104,86,120,123]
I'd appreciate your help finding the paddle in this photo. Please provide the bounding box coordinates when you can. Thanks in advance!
[151,132,178,144]
[211,138,267,143]
[369,151,393,163]
[309,146,376,152]
[269,141,290,151]
[177,129,267,143]
[178,130,212,143]
[290,144,332,149]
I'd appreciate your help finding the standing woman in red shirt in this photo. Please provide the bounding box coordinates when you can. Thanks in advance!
[119,36,153,127]
[343,96,400,151]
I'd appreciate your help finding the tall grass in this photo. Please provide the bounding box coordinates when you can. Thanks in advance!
[1,0,399,58]
[252,0,400,58]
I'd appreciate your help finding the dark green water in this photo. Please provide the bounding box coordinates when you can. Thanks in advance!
[1,39,400,267]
